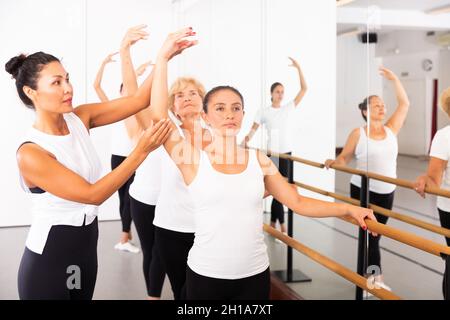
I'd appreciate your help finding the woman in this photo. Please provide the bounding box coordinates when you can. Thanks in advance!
[93,25,151,254]
[325,67,410,292]
[242,57,307,235]
[414,87,450,298]
[150,28,377,300]
[134,76,208,300]
[6,27,190,299]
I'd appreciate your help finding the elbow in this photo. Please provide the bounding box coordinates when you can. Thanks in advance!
[85,186,106,206]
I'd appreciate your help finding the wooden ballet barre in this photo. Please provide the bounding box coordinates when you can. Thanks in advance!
[292,181,450,258]
[294,181,450,239]
[255,148,450,199]
[263,224,401,300]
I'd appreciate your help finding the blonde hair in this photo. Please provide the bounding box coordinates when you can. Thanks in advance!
[440,87,450,117]
[168,77,205,110]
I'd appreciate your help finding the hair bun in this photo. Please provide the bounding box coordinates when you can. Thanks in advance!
[5,54,27,79]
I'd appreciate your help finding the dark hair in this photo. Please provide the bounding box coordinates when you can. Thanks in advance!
[358,95,378,121]
[270,82,283,101]
[119,83,124,94]
[5,52,60,109]
[203,85,244,113]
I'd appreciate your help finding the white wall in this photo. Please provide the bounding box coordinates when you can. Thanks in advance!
[336,35,382,147]
[1,0,337,227]
[0,0,87,227]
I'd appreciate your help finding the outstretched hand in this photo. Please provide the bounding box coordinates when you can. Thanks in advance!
[121,24,149,50]
[135,60,153,77]
[157,27,198,61]
[379,66,397,81]
[288,56,300,69]
[103,52,119,65]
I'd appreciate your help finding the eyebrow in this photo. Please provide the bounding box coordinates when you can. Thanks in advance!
[52,73,69,79]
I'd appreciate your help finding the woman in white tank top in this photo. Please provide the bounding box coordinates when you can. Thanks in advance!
[325,67,410,293]
[7,26,186,300]
[150,29,377,300]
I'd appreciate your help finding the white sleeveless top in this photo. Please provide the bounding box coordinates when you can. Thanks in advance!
[18,112,102,254]
[129,146,163,206]
[187,149,269,279]
[110,120,133,157]
[153,119,196,233]
[350,126,398,194]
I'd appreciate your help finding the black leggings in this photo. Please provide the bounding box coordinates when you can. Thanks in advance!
[111,154,135,233]
[270,152,292,224]
[186,266,270,300]
[154,226,194,300]
[18,217,98,300]
[437,208,450,298]
[130,197,166,297]
[350,184,394,274]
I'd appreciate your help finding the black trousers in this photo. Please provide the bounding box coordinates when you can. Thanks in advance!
[18,217,98,300]
[270,152,292,224]
[111,154,135,233]
[130,197,166,297]
[154,226,194,300]
[186,266,271,300]
[350,184,394,274]
[437,208,450,299]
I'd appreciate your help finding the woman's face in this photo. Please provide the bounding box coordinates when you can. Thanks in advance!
[172,84,203,118]
[202,89,244,137]
[271,85,284,104]
[27,61,73,114]
[366,96,386,121]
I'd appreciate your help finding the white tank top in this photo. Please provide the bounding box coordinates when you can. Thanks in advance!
[18,112,102,254]
[350,126,398,194]
[153,144,196,233]
[110,120,133,156]
[187,149,269,279]
[129,146,163,206]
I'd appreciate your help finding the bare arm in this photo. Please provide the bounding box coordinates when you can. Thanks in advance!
[93,52,118,102]
[151,28,199,184]
[288,57,308,107]
[257,151,377,231]
[16,120,172,206]
[241,122,260,147]
[414,157,447,198]
[324,128,360,169]
[74,25,151,129]
[382,67,410,135]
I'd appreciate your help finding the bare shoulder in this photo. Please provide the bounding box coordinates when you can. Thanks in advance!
[16,143,56,171]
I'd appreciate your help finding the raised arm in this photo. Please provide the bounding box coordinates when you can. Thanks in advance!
[74,25,152,129]
[257,151,377,233]
[16,119,172,206]
[119,26,154,140]
[288,57,308,107]
[324,127,360,169]
[151,28,199,184]
[93,52,118,102]
[382,67,410,135]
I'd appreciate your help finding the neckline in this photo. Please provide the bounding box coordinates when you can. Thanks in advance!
[362,126,388,142]
[203,150,251,176]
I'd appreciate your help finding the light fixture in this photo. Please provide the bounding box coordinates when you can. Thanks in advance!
[426,5,450,15]
[337,27,360,37]
[336,0,356,7]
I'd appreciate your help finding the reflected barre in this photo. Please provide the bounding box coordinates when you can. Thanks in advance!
[263,224,401,300]
[258,148,450,199]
